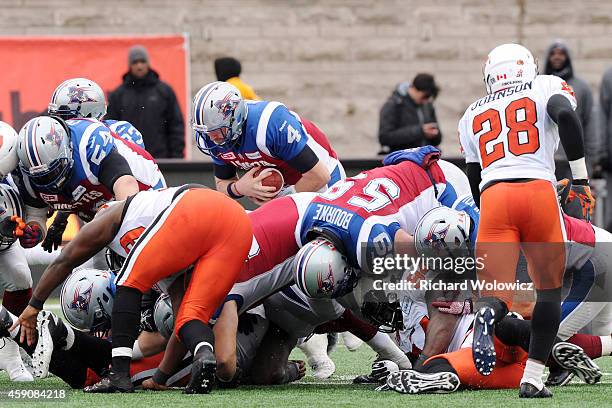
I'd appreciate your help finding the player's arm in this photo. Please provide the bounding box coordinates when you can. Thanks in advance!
[458,113,482,207]
[12,203,125,345]
[466,163,482,208]
[290,146,330,193]
[98,148,140,200]
[213,301,239,382]
[547,93,594,219]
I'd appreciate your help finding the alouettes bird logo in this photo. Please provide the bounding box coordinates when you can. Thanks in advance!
[67,86,97,104]
[69,282,93,313]
[317,263,335,295]
[214,92,238,120]
[44,121,62,147]
[424,223,450,250]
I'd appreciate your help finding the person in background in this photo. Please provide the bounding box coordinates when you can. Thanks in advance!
[378,73,441,153]
[599,67,612,230]
[544,40,598,180]
[107,45,185,159]
[214,57,260,101]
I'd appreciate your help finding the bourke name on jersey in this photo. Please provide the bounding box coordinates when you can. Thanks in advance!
[219,152,276,170]
[41,189,105,210]
[312,203,354,229]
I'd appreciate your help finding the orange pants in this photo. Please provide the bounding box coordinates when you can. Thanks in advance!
[476,180,566,306]
[431,336,528,389]
[117,189,252,333]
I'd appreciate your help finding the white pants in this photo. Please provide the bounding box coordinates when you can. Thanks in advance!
[0,242,33,292]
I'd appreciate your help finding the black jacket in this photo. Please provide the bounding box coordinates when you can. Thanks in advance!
[107,69,185,158]
[378,83,442,152]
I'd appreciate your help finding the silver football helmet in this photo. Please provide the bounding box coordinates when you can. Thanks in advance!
[17,116,73,191]
[414,206,472,260]
[192,81,247,155]
[153,294,174,340]
[0,183,24,251]
[48,78,107,120]
[0,121,20,179]
[60,268,116,333]
[294,238,360,299]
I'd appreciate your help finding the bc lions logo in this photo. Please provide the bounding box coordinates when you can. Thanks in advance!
[317,263,335,295]
[67,86,97,104]
[214,92,238,120]
[69,282,93,313]
[44,121,62,147]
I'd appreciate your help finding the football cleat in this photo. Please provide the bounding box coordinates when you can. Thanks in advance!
[472,306,496,376]
[386,370,460,394]
[184,346,216,394]
[545,365,574,387]
[519,382,552,398]
[552,342,601,385]
[83,371,134,393]
[32,311,55,378]
[0,337,33,382]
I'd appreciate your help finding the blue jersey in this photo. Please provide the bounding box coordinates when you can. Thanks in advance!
[103,120,145,149]
[451,194,480,245]
[17,118,165,221]
[205,101,343,187]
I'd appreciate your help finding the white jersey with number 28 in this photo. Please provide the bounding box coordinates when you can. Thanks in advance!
[458,75,577,190]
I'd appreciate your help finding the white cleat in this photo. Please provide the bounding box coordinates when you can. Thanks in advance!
[0,337,33,382]
[298,334,336,379]
[32,310,55,378]
[341,332,363,352]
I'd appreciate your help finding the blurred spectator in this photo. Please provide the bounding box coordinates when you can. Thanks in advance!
[378,73,441,153]
[214,57,259,100]
[107,45,185,158]
[599,67,612,229]
[544,40,598,179]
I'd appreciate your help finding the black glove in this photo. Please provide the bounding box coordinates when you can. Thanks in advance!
[42,212,70,253]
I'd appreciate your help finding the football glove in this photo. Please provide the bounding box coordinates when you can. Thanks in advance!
[566,180,595,222]
[19,223,43,248]
[431,299,473,315]
[42,212,69,253]
[0,215,25,241]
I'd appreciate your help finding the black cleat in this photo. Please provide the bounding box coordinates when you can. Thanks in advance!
[472,306,496,376]
[519,382,552,398]
[545,365,574,387]
[386,370,460,394]
[184,347,216,394]
[83,371,134,393]
[552,342,601,384]
[353,374,378,384]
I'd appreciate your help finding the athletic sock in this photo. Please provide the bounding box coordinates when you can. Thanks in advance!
[110,286,143,376]
[601,335,612,356]
[520,359,546,390]
[2,288,32,315]
[528,288,561,362]
[314,310,378,341]
[567,333,603,359]
[178,319,215,356]
[366,332,411,369]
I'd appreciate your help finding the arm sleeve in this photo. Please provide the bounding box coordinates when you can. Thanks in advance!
[378,99,424,148]
[546,94,585,161]
[286,144,319,174]
[268,107,310,161]
[466,162,482,208]
[214,163,237,180]
[458,112,480,164]
[164,86,186,158]
[98,148,133,190]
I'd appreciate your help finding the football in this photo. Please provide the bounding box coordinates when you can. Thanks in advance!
[253,167,284,193]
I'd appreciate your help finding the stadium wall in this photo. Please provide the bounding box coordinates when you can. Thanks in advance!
[2,0,612,159]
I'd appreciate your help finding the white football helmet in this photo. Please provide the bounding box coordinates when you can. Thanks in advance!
[414,206,472,260]
[60,268,116,334]
[17,116,73,191]
[192,81,247,155]
[0,122,19,179]
[0,183,24,250]
[483,43,538,94]
[294,238,360,299]
[153,294,174,340]
[48,78,107,120]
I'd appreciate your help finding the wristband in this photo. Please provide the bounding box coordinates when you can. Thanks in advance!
[152,368,171,385]
[569,158,589,181]
[28,296,45,310]
[227,182,244,199]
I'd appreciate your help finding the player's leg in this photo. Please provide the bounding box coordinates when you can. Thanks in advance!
[519,180,566,397]
[472,183,520,376]
[0,243,33,315]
